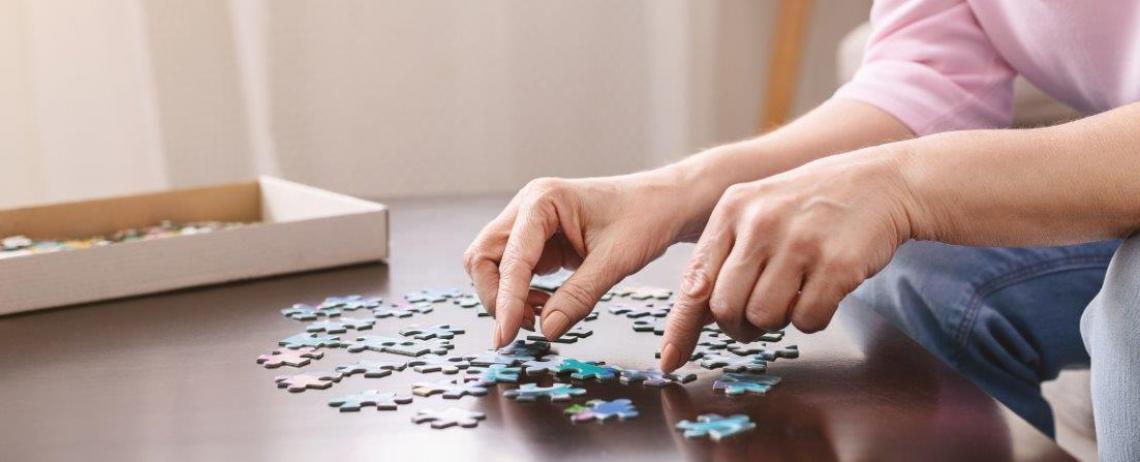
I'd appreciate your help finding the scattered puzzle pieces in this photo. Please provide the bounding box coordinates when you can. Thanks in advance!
[556,358,618,381]
[503,383,586,402]
[344,335,413,353]
[412,379,488,399]
[713,372,782,396]
[328,390,412,412]
[676,414,756,441]
[281,304,337,321]
[465,364,521,385]
[384,338,455,357]
[372,303,433,318]
[279,333,342,350]
[565,399,639,423]
[404,288,462,304]
[305,316,375,334]
[256,347,323,368]
[335,359,407,378]
[274,370,342,392]
[318,295,381,311]
[698,353,768,373]
[618,367,697,387]
[399,323,465,340]
[412,408,486,429]
[409,354,472,374]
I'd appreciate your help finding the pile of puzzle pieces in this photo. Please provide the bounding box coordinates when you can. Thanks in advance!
[256,274,800,441]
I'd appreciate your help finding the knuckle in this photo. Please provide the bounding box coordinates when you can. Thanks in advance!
[745,303,786,331]
[524,177,566,199]
[680,265,714,301]
[791,307,832,333]
[462,245,482,272]
[554,283,596,315]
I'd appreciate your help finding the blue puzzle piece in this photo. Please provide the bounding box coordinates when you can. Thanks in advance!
[465,364,521,385]
[469,349,534,367]
[713,372,782,396]
[556,358,618,381]
[278,333,342,350]
[500,340,552,358]
[676,414,756,441]
[565,399,639,423]
[328,390,412,412]
[761,345,799,361]
[502,383,586,402]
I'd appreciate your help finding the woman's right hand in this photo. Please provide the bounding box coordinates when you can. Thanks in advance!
[465,169,707,349]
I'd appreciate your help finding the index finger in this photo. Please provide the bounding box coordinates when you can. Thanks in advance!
[659,226,732,372]
[492,202,559,348]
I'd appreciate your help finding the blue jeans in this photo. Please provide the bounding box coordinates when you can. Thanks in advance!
[849,239,1121,438]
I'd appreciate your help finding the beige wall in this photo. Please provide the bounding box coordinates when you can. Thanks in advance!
[0,0,871,206]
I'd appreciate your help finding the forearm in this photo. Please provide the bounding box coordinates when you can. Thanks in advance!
[899,102,1140,246]
[651,98,914,240]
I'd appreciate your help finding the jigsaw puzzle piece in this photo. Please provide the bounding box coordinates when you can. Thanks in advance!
[520,356,563,376]
[281,304,337,321]
[399,323,465,340]
[555,358,619,381]
[334,359,408,378]
[452,294,482,309]
[279,333,342,350]
[500,339,552,358]
[617,367,697,387]
[318,295,381,312]
[384,338,454,357]
[564,399,639,423]
[469,350,534,367]
[676,414,756,441]
[761,345,799,361]
[344,335,412,353]
[502,383,586,402]
[256,347,323,369]
[305,316,375,334]
[698,353,768,373]
[464,364,521,385]
[274,370,343,392]
[328,390,412,412]
[404,288,462,304]
[713,372,782,396]
[632,318,667,335]
[409,354,472,374]
[372,302,433,318]
[412,408,486,429]
[530,271,572,292]
[412,379,489,399]
[607,303,670,318]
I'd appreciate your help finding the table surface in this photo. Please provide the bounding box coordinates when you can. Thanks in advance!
[0,195,1074,462]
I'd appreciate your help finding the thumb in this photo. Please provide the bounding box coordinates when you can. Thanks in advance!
[540,251,627,340]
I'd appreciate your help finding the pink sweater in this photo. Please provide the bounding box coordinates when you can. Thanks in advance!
[836,0,1140,136]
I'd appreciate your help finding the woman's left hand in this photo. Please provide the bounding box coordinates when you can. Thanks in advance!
[659,145,923,371]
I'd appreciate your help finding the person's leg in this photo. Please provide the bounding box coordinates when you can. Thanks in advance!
[1080,236,1140,461]
[849,240,1120,437]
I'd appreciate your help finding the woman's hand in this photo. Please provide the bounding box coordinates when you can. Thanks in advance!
[659,146,922,371]
[466,170,712,349]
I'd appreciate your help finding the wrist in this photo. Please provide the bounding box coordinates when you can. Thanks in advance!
[879,139,937,242]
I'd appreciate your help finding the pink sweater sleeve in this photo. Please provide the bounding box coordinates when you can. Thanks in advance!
[834,0,1017,135]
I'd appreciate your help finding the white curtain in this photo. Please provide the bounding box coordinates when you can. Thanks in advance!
[0,0,870,209]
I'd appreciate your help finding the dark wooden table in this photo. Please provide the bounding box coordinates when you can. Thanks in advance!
[0,195,1074,461]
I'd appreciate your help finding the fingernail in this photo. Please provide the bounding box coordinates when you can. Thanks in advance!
[659,343,681,372]
[542,311,571,339]
[492,323,503,349]
[522,317,535,332]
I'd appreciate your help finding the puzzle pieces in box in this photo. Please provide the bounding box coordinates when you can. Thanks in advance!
[520,356,563,376]
[318,295,381,312]
[607,304,670,319]
[404,288,462,304]
[399,323,465,340]
[556,358,618,381]
[465,364,521,385]
[257,347,324,369]
[305,316,375,334]
[632,318,667,335]
[412,408,486,429]
[676,414,756,441]
[469,350,534,367]
[502,383,586,402]
[274,370,343,392]
[564,399,639,423]
[328,390,412,412]
[761,345,799,361]
[409,354,472,374]
[618,367,697,387]
[698,353,768,373]
[279,333,342,350]
[281,304,337,321]
[713,372,782,396]
[412,379,488,399]
[335,359,408,378]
